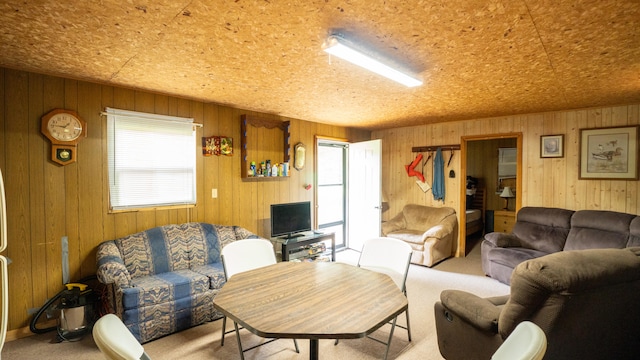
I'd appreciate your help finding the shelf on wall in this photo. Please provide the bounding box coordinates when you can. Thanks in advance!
[240,114,290,179]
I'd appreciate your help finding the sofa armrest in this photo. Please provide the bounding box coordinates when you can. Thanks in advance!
[422,214,457,240]
[382,212,407,235]
[96,240,132,288]
[233,226,261,240]
[484,232,523,248]
[440,290,502,333]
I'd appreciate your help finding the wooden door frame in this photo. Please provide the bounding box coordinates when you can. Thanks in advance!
[457,132,523,257]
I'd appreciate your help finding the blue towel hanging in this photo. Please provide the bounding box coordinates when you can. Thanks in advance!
[433,147,445,201]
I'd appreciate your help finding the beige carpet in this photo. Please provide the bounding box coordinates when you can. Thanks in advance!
[3,238,509,360]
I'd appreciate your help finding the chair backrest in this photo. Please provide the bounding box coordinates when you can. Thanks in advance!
[491,321,546,360]
[221,238,276,279]
[93,314,150,360]
[357,237,412,292]
[500,247,640,359]
[401,205,455,230]
[564,209,635,251]
[511,207,574,253]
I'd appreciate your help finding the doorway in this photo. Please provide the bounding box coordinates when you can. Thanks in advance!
[315,137,382,251]
[459,133,522,257]
[316,139,348,250]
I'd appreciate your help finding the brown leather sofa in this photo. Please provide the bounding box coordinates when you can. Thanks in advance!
[482,207,640,284]
[382,205,457,266]
[435,247,640,360]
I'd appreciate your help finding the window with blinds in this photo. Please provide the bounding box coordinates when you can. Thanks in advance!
[106,108,196,211]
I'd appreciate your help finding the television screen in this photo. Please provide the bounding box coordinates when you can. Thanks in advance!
[270,201,312,238]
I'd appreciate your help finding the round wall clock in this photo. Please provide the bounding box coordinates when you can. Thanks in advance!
[41,109,86,144]
[41,109,86,165]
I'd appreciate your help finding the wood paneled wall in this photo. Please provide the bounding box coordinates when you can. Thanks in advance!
[0,67,370,334]
[2,65,639,337]
[373,103,640,255]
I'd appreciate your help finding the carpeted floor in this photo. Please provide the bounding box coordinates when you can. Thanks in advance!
[3,237,509,360]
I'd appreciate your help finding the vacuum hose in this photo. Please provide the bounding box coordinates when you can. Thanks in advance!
[29,290,64,334]
[29,281,97,335]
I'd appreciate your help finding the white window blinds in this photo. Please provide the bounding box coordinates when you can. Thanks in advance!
[106,108,196,210]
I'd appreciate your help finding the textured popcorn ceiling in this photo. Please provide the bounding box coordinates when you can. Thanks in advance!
[1,0,639,130]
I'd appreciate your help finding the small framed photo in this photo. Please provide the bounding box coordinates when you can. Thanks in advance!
[202,136,216,156]
[579,126,639,180]
[540,134,564,158]
[202,136,233,156]
[220,136,233,156]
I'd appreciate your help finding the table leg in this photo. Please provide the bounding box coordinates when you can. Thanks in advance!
[309,339,319,360]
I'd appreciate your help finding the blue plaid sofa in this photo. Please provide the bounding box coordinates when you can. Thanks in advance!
[96,222,260,343]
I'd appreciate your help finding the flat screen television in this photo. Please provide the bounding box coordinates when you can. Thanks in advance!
[270,201,312,238]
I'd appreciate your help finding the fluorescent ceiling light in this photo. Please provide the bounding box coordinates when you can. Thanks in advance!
[323,35,422,88]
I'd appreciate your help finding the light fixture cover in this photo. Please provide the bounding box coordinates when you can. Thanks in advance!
[323,35,422,87]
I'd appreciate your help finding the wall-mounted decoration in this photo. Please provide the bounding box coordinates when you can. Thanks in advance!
[41,108,87,166]
[540,134,564,158]
[220,137,233,156]
[294,142,306,170]
[579,126,638,180]
[202,136,233,156]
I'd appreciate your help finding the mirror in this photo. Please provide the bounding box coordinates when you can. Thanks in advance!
[294,142,306,170]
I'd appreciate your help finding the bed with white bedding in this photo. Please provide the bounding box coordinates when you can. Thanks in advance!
[466,187,486,236]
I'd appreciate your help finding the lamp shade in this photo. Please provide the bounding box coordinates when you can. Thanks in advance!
[500,186,515,198]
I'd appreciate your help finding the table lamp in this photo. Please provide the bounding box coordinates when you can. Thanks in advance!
[500,186,515,210]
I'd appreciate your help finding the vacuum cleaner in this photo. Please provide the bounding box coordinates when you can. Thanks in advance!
[30,281,99,342]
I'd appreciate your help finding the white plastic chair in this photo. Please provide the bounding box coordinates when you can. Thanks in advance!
[93,313,151,360]
[337,237,413,360]
[220,239,299,359]
[492,321,547,360]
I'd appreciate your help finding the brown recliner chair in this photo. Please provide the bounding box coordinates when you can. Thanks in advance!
[382,205,457,266]
[434,247,640,360]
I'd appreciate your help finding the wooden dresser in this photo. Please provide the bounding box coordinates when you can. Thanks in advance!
[494,210,516,233]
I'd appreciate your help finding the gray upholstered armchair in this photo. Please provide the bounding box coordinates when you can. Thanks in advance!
[382,205,457,266]
[435,247,640,360]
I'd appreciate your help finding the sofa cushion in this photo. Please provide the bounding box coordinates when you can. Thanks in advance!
[402,205,455,230]
[116,226,193,277]
[564,210,635,251]
[122,269,210,310]
[511,207,574,253]
[484,247,549,284]
[184,223,223,266]
[191,263,226,289]
[387,230,425,245]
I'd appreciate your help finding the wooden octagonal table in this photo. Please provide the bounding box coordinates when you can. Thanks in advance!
[213,261,408,360]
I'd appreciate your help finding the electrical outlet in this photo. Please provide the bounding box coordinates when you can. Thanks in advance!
[211,188,218,198]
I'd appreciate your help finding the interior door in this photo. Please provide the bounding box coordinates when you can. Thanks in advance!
[347,139,382,251]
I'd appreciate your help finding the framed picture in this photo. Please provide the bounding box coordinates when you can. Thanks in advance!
[202,136,233,156]
[579,126,639,180]
[202,136,216,156]
[540,134,564,158]
[220,137,233,156]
